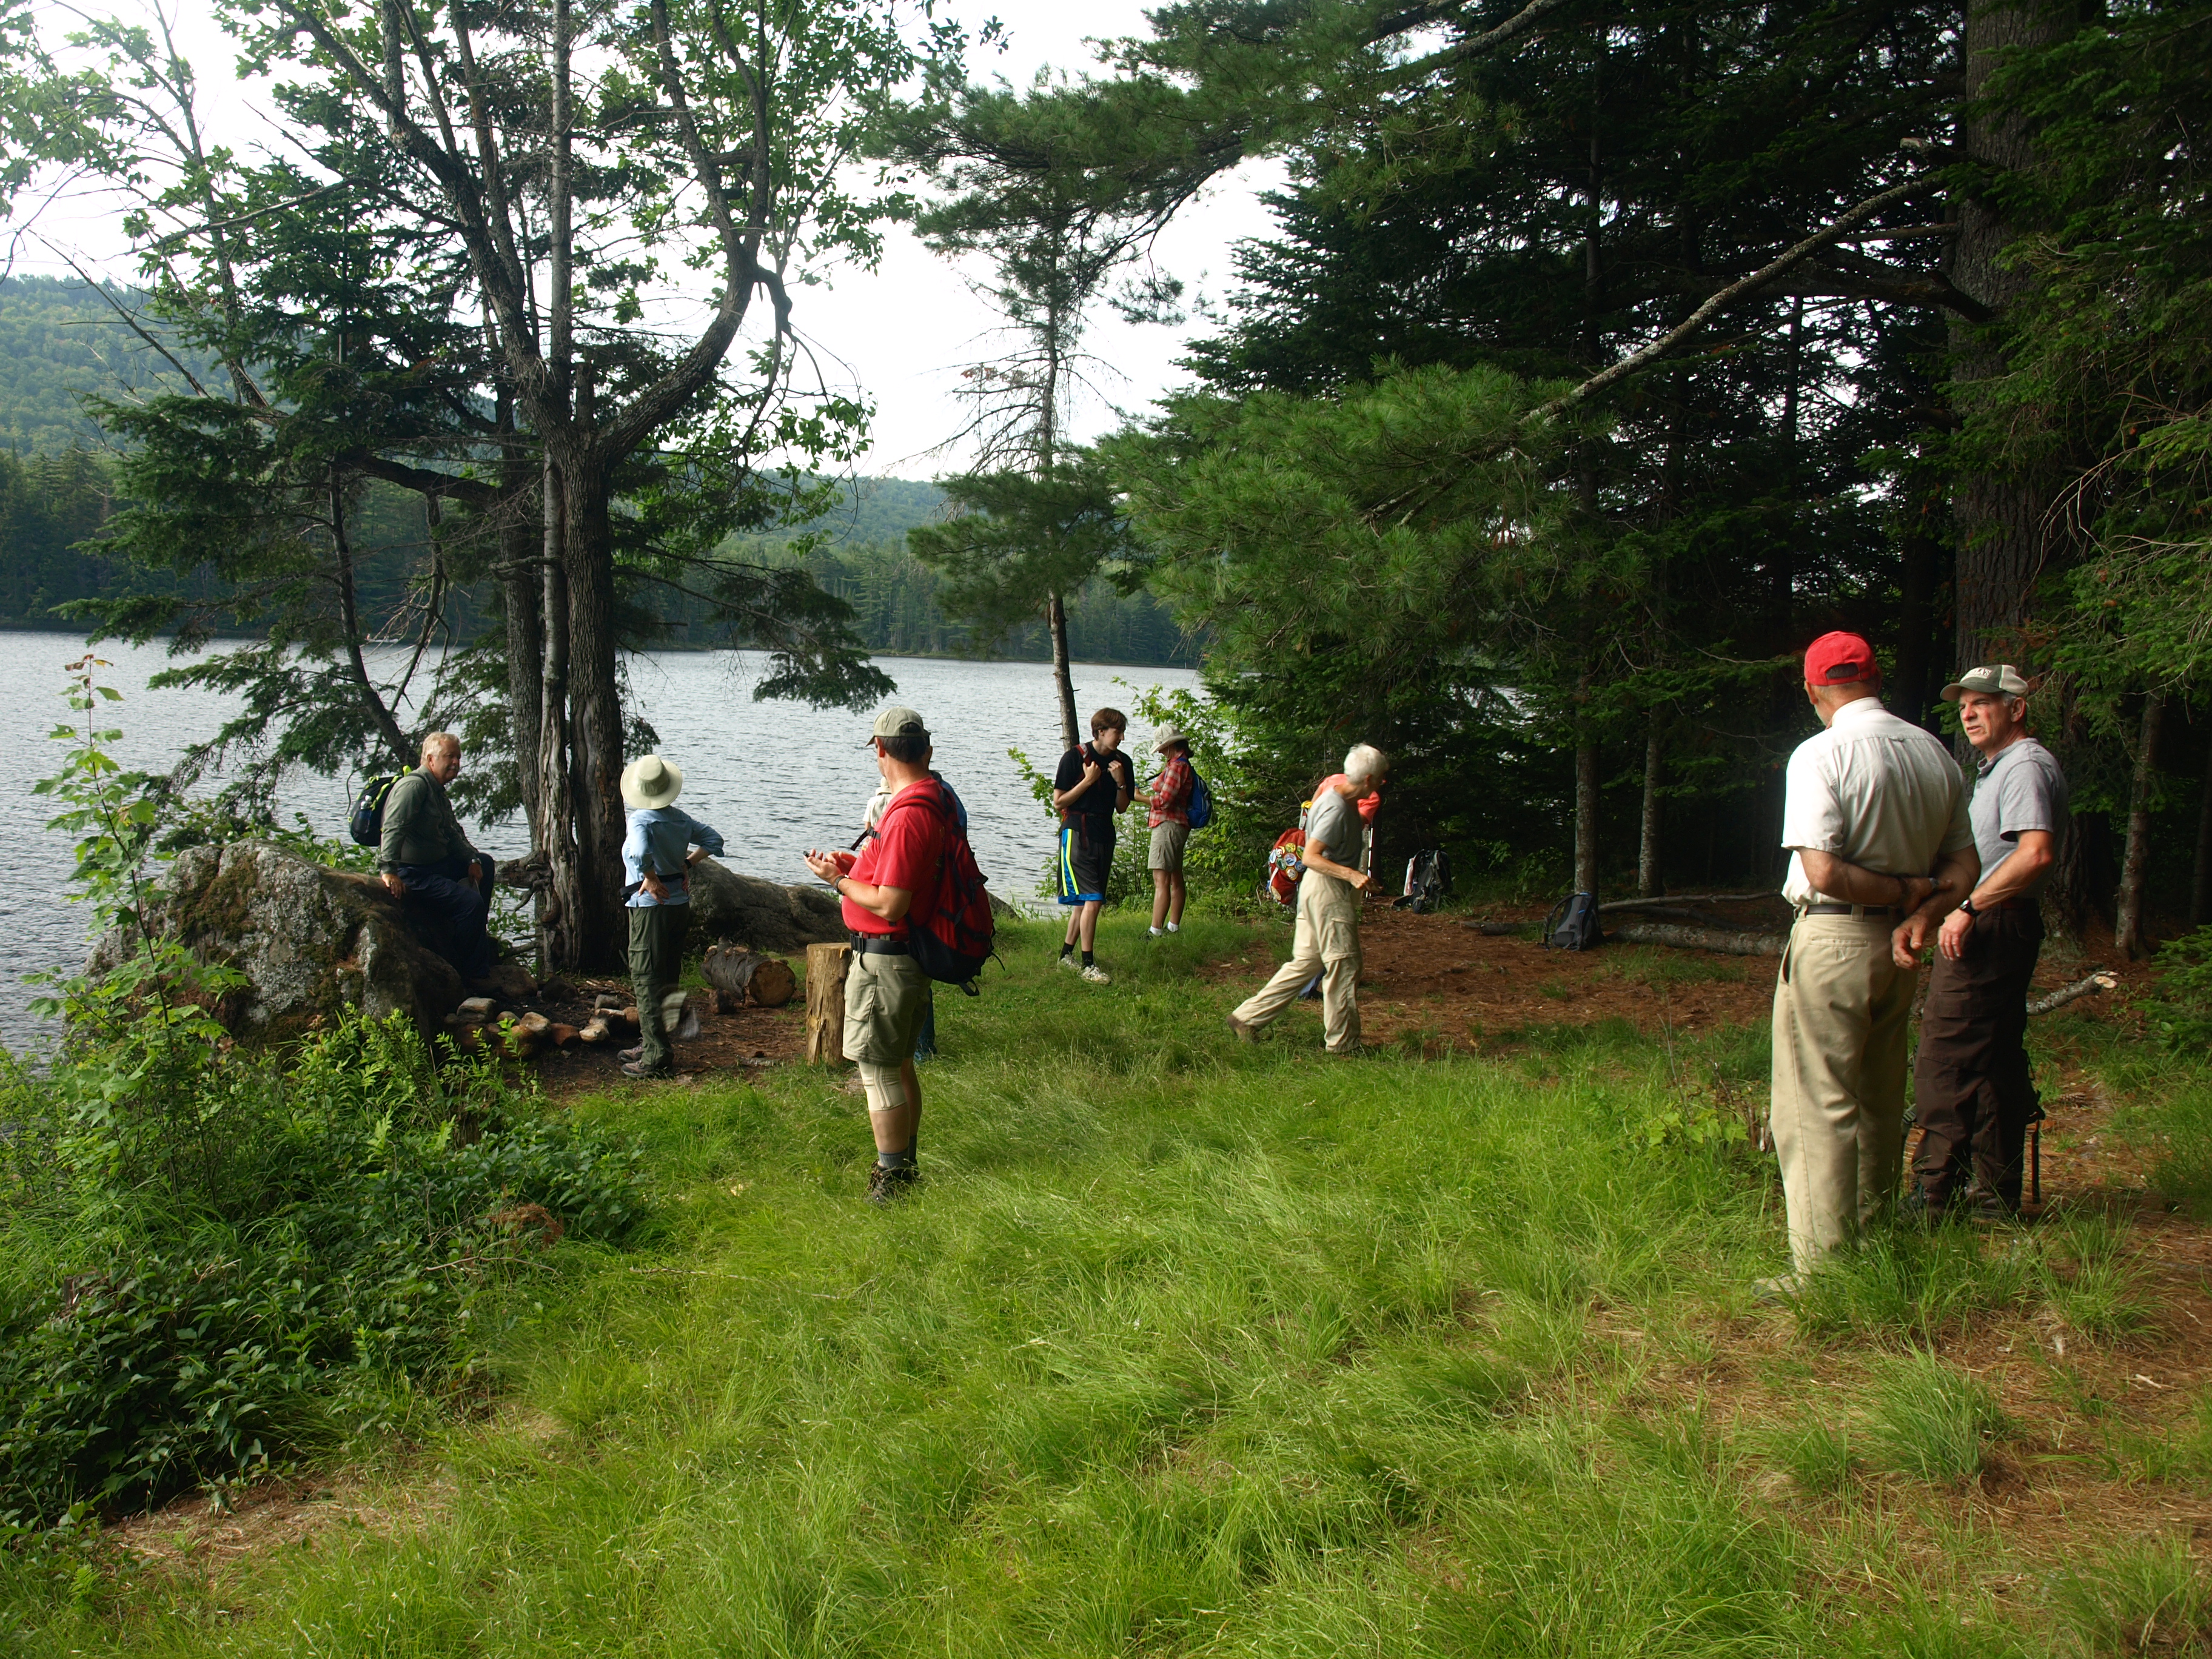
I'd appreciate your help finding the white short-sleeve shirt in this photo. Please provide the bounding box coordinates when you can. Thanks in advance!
[1779,696,1973,907]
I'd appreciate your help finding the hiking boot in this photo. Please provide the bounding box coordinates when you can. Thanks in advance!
[866,1164,919,1206]
[618,1044,645,1064]
[1226,1013,1260,1044]
[1081,964,1111,984]
[620,1057,671,1080]
[1751,1272,1809,1307]
[1965,1188,2021,1225]
[1900,1185,1952,1228]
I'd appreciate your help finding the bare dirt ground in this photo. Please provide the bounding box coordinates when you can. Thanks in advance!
[532,975,811,1094]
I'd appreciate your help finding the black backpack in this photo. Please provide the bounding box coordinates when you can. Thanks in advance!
[1396,848,1453,914]
[349,769,411,848]
[1544,891,1603,951]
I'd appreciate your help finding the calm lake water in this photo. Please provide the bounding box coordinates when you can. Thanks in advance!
[0,633,1199,1052]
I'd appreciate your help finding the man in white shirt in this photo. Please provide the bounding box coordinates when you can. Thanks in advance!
[1764,632,1980,1298]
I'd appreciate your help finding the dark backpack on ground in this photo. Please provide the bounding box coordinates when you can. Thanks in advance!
[879,777,998,994]
[1543,891,1603,951]
[1185,769,1213,830]
[1397,848,1453,913]
[349,768,412,848]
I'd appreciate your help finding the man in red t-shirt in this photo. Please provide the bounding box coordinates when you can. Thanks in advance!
[803,705,947,1204]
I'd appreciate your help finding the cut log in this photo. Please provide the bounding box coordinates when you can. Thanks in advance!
[577,1013,614,1045]
[703,943,766,994]
[2028,971,2119,1017]
[805,942,851,1064]
[1610,921,1784,957]
[749,958,797,1008]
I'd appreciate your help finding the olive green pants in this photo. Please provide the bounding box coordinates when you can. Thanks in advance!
[627,903,689,1073]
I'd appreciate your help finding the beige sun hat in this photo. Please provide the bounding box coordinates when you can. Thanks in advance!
[1152,725,1190,754]
[620,754,684,810]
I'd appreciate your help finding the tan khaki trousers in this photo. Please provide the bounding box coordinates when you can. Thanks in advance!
[1233,870,1362,1053]
[1770,912,1917,1273]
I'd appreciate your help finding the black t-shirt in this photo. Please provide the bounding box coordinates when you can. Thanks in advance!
[1055,743,1131,833]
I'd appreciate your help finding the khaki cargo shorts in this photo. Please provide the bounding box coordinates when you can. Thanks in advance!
[1147,821,1190,873]
[843,945,930,1065]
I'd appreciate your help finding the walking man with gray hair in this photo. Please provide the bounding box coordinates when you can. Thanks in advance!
[1226,744,1388,1054]
[1908,665,2070,1221]
[1763,633,1979,1300]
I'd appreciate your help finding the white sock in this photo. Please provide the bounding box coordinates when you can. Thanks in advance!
[1148,927,1163,937]
[1165,922,1180,933]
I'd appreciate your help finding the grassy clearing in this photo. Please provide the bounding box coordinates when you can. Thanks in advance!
[7,913,2211,1656]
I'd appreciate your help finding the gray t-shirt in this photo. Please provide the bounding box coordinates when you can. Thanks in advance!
[1971,737,2069,897]
[1304,788,1366,875]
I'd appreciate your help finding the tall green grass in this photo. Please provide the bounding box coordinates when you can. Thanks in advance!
[0,914,2191,1656]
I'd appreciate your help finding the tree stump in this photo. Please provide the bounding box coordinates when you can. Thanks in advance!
[804,942,851,1064]
[749,957,797,1008]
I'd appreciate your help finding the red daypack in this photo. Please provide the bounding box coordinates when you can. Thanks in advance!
[880,777,997,994]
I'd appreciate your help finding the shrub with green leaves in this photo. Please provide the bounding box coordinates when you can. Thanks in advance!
[2140,927,2212,1055]
[0,1014,648,1531]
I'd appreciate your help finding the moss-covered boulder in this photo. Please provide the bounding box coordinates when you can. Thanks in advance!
[89,841,466,1044]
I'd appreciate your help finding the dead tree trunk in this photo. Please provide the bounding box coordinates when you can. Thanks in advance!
[2115,691,2165,960]
[1048,588,1079,751]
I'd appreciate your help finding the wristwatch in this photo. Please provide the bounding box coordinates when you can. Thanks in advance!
[1959,897,1979,918]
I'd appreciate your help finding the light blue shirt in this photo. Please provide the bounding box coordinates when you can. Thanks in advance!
[623,806,726,908]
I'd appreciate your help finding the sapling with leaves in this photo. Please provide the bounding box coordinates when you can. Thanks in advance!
[28,659,245,1195]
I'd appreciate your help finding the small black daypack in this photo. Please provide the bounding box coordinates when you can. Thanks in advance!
[349,769,411,847]
[1543,891,1603,951]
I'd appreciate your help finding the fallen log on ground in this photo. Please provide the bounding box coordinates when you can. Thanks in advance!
[1609,921,1783,957]
[2028,971,2119,1017]
[1598,891,1775,914]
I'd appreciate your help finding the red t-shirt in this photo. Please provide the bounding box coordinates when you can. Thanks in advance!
[842,780,946,936]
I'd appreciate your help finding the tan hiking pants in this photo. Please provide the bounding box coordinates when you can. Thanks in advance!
[1770,911,1917,1273]
[1233,869,1362,1053]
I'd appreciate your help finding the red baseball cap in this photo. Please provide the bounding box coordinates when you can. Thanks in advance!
[1803,631,1877,686]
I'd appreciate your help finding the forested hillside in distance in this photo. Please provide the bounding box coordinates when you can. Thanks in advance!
[0,276,214,454]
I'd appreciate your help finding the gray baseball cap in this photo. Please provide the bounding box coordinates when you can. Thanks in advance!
[865,704,930,744]
[1940,664,2031,702]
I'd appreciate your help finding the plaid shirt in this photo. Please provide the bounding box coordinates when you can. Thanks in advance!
[1147,751,1194,828]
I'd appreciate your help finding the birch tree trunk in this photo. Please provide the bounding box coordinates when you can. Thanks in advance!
[1638,730,1663,897]
[1575,741,1601,897]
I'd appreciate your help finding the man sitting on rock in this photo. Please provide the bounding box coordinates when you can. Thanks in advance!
[378,732,496,984]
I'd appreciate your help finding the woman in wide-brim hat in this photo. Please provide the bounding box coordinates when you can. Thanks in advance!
[621,753,684,810]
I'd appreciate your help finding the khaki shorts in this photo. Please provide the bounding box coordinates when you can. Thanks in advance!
[842,946,930,1066]
[1148,821,1190,873]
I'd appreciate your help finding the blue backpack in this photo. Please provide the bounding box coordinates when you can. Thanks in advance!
[1186,769,1213,830]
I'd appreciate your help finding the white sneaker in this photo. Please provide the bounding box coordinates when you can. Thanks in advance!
[1080,964,1111,985]
[1058,953,1081,971]
[1165,923,1180,933]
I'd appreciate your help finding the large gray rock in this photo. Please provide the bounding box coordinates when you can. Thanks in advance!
[685,857,848,953]
[88,840,465,1044]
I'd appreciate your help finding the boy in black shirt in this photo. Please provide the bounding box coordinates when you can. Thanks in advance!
[1051,707,1133,984]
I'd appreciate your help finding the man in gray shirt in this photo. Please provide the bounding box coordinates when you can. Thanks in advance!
[1909,665,2071,1220]
[1227,745,1386,1054]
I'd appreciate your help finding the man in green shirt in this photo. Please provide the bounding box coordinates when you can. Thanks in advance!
[378,732,495,982]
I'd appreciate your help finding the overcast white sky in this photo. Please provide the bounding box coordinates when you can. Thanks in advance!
[11,1,1286,478]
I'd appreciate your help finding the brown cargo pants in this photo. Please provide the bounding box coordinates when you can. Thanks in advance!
[1911,904,2043,1211]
